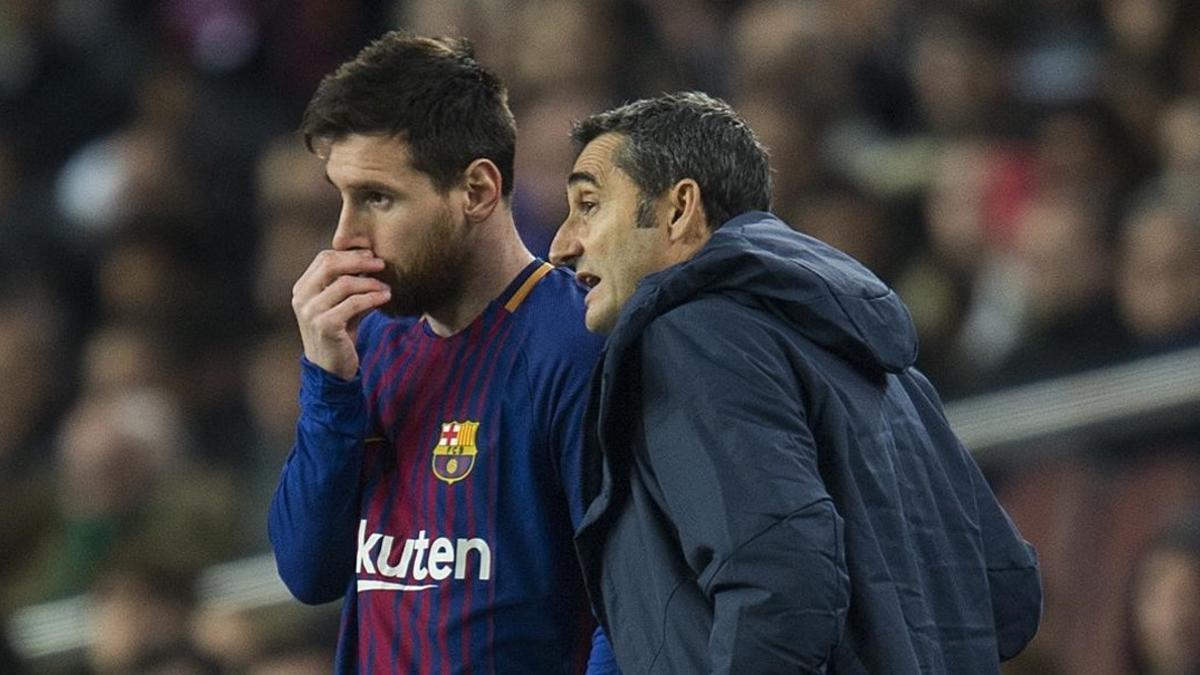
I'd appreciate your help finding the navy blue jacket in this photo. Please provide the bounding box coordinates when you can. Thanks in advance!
[575,212,1041,674]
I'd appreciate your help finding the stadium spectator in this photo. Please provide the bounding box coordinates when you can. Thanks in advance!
[85,560,204,675]
[982,192,1129,389]
[1116,193,1200,350]
[894,136,1028,392]
[1125,514,1200,674]
[80,321,175,395]
[510,90,611,256]
[252,134,341,325]
[1156,96,1200,193]
[48,388,184,596]
[191,599,338,673]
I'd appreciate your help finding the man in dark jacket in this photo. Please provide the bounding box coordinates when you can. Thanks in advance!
[548,92,1042,674]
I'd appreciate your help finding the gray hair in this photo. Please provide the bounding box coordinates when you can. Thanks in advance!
[572,92,772,230]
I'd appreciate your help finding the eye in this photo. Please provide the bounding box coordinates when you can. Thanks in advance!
[577,199,598,215]
[362,190,392,209]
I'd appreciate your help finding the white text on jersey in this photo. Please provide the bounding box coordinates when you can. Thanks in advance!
[356,519,492,590]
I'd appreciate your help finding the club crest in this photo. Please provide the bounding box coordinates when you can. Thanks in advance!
[432,421,480,485]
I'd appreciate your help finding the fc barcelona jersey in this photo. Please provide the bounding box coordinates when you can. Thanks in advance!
[270,260,606,674]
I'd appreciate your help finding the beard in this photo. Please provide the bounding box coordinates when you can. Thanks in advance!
[375,206,469,318]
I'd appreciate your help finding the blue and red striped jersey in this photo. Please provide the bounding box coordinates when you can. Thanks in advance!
[270,260,608,674]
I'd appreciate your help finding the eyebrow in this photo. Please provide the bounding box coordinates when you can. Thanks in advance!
[568,171,600,188]
[325,174,396,195]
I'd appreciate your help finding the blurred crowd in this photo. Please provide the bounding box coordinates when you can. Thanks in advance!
[2,0,1200,673]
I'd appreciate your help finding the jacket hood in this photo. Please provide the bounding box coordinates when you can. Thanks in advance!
[612,211,918,374]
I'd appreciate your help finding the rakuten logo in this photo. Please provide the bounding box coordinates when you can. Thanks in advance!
[356,520,492,592]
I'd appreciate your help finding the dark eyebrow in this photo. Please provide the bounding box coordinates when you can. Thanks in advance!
[348,180,396,194]
[568,171,599,188]
[326,175,397,195]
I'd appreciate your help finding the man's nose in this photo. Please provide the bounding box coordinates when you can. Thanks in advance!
[331,204,369,251]
[548,223,581,267]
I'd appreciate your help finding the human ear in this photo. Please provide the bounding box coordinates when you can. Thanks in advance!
[461,159,503,223]
[666,179,709,246]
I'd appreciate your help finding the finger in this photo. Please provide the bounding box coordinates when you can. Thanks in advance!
[293,250,386,302]
[296,274,391,323]
[315,288,392,334]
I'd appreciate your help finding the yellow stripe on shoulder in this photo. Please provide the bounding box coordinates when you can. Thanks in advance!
[504,262,555,312]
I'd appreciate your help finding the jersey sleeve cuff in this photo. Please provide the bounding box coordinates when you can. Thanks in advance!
[298,356,367,432]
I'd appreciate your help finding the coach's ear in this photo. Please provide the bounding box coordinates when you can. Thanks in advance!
[666,178,711,260]
[461,159,504,223]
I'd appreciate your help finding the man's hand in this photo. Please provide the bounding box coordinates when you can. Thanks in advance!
[292,249,391,380]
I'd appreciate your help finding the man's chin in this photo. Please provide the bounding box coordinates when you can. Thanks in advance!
[377,302,417,319]
[584,309,616,334]
[376,291,422,318]
[376,279,459,320]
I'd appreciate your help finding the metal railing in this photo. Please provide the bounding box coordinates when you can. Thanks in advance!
[945,345,1200,461]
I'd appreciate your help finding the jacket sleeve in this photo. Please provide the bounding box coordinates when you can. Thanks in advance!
[908,369,1043,660]
[638,307,849,674]
[268,356,367,605]
[972,466,1043,660]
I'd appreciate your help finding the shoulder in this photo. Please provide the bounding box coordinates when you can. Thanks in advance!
[634,295,811,399]
[517,265,588,319]
[641,294,779,356]
[513,265,605,366]
[650,294,743,326]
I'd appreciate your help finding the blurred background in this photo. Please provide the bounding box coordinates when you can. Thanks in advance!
[2,0,1200,673]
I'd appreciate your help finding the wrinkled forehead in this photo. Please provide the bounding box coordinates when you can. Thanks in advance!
[570,133,628,190]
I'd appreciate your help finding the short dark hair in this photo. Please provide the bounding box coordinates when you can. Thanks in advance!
[572,92,772,229]
[301,32,516,196]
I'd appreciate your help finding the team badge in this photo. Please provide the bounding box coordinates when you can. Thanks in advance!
[432,421,480,485]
